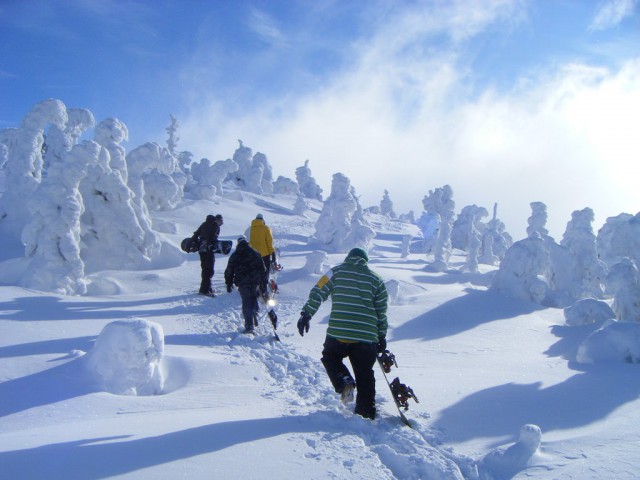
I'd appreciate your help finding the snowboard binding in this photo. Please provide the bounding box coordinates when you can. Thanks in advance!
[378,350,397,373]
[390,377,419,410]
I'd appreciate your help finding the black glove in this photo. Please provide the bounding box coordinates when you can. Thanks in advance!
[226,284,233,293]
[376,336,387,353]
[297,311,312,336]
[271,253,277,263]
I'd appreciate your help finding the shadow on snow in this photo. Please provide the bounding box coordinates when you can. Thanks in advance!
[392,289,543,342]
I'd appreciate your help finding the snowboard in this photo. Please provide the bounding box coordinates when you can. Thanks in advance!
[181,238,232,255]
[377,352,419,428]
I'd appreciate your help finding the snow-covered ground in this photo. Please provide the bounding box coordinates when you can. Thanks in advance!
[1,190,639,479]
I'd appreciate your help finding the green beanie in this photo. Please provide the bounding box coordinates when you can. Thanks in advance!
[347,247,369,262]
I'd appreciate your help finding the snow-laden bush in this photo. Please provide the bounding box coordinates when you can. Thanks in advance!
[386,279,400,304]
[577,320,640,364]
[303,251,329,274]
[479,424,542,480]
[495,203,608,307]
[85,318,165,395]
[491,235,550,304]
[564,298,615,326]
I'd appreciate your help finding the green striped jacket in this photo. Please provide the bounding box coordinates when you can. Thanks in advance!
[302,256,388,343]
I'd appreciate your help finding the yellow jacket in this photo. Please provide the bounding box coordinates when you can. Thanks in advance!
[248,219,275,257]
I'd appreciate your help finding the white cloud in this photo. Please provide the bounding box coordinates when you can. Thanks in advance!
[179,1,640,240]
[247,8,288,47]
[589,0,637,32]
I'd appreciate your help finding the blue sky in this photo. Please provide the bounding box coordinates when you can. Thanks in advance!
[1,0,639,238]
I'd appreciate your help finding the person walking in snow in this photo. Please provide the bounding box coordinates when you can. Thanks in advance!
[192,214,224,296]
[224,236,267,334]
[246,213,276,297]
[297,248,388,420]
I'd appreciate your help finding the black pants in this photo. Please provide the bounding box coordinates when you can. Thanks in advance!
[238,285,259,330]
[199,252,215,293]
[321,336,377,418]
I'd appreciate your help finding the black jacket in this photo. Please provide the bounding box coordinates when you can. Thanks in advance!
[193,216,220,252]
[225,241,265,288]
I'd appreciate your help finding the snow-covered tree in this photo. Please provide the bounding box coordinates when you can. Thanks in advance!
[124,143,166,255]
[423,185,455,272]
[166,114,179,157]
[380,189,396,218]
[463,206,488,273]
[345,192,376,250]
[80,139,157,271]
[43,108,95,171]
[0,99,68,234]
[452,204,488,252]
[253,152,274,194]
[188,158,238,199]
[479,203,512,264]
[314,173,372,252]
[230,139,253,187]
[398,210,416,224]
[94,118,129,183]
[293,193,310,216]
[127,142,182,211]
[178,150,194,174]
[561,207,606,299]
[273,176,300,195]
[527,201,550,240]
[296,159,323,201]
[598,213,640,270]
[0,142,8,169]
[225,141,274,195]
[416,212,439,254]
[20,140,100,294]
[605,259,640,322]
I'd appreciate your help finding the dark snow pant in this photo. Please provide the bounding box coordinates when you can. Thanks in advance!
[321,336,377,419]
[238,285,259,330]
[199,252,215,294]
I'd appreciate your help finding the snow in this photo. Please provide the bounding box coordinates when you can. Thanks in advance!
[2,189,640,479]
[2,102,640,478]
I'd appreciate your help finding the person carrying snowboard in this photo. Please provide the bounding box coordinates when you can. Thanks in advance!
[246,213,276,298]
[191,214,224,296]
[224,236,266,334]
[297,247,388,420]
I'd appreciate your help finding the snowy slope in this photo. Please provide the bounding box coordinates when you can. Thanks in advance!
[1,189,639,479]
